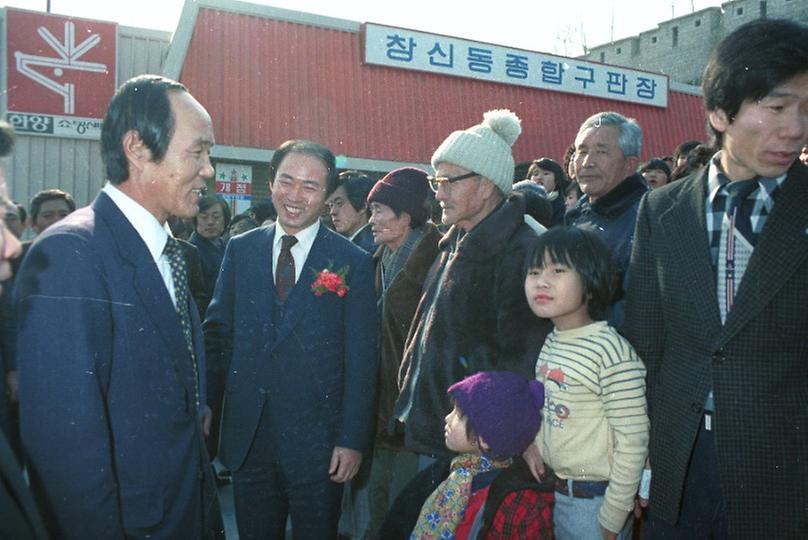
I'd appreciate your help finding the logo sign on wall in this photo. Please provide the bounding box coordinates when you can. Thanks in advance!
[215,163,253,216]
[4,8,117,139]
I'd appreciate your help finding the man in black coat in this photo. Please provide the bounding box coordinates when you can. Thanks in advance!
[624,19,808,539]
[394,109,550,463]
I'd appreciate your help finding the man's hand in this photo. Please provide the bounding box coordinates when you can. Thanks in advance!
[328,446,362,483]
[522,442,545,481]
[201,405,212,438]
[5,370,18,404]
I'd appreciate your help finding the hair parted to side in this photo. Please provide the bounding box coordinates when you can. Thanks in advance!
[269,139,338,196]
[702,19,808,147]
[30,189,76,222]
[524,226,617,321]
[336,170,375,216]
[101,75,187,184]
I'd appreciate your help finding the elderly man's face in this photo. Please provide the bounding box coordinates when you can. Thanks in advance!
[139,91,215,223]
[574,125,637,202]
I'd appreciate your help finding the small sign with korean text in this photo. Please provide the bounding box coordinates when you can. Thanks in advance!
[363,23,668,108]
[215,163,253,215]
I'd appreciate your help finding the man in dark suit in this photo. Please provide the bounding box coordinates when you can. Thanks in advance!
[624,19,808,539]
[326,169,377,254]
[15,75,222,538]
[205,140,377,539]
[0,120,47,540]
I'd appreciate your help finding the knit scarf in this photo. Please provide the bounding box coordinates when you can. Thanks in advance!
[411,453,510,540]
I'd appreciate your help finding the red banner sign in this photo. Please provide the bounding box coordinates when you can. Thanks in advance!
[5,8,116,136]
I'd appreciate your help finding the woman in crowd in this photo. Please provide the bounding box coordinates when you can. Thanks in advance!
[639,158,672,189]
[527,157,570,227]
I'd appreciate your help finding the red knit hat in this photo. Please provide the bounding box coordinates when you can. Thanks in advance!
[366,167,430,225]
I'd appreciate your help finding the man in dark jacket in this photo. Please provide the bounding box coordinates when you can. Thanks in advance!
[565,111,646,329]
[624,19,808,538]
[393,109,551,463]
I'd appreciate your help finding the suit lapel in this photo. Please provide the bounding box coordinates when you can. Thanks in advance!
[718,164,808,345]
[93,193,197,398]
[658,170,723,334]
[272,226,333,349]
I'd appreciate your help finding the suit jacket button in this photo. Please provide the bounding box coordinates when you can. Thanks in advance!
[712,349,725,364]
[690,402,702,414]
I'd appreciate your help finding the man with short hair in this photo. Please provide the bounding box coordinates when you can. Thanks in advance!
[204,139,377,539]
[326,170,377,253]
[28,189,75,235]
[624,19,808,538]
[16,75,221,538]
[566,111,647,328]
[393,110,550,462]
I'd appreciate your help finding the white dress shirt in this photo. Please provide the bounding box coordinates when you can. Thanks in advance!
[272,220,320,284]
[102,183,178,306]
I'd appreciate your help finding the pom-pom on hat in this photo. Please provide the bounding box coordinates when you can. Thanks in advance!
[448,371,544,459]
[366,167,430,226]
[431,109,522,196]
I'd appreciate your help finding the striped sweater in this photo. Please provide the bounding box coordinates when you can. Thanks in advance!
[535,321,649,533]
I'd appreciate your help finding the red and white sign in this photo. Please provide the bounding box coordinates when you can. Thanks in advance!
[215,164,253,215]
[5,8,116,139]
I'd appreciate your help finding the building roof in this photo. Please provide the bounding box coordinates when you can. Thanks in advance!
[167,0,706,171]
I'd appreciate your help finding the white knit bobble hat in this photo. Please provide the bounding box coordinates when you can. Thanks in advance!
[431,109,522,196]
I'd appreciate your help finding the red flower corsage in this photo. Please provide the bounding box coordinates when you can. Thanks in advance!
[311,265,350,297]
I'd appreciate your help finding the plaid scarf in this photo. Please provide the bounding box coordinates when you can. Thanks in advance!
[411,454,510,540]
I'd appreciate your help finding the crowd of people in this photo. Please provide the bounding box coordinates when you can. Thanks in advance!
[1,17,807,540]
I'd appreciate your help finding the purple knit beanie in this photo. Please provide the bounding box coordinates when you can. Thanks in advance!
[447,371,545,459]
[366,167,430,225]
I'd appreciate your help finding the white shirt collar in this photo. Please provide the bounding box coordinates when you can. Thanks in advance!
[102,182,173,262]
[273,219,320,253]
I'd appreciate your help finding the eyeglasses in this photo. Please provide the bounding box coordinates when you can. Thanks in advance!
[427,172,478,193]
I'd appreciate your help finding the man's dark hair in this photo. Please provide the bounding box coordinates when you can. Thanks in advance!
[336,170,375,217]
[0,121,16,158]
[702,19,808,146]
[524,226,616,321]
[640,158,672,179]
[101,75,188,184]
[527,157,570,195]
[29,189,76,222]
[193,194,231,230]
[269,140,338,196]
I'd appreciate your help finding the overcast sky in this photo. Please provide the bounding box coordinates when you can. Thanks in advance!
[4,0,727,57]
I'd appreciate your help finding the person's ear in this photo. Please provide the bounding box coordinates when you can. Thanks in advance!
[476,436,492,454]
[122,130,150,173]
[708,108,731,134]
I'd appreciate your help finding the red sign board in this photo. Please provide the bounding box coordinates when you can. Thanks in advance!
[5,8,116,136]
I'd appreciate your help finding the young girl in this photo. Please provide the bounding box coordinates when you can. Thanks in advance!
[410,371,552,540]
[522,227,649,540]
[527,158,570,227]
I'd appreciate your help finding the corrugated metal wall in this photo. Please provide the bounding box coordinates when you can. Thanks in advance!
[181,8,706,169]
[1,19,171,208]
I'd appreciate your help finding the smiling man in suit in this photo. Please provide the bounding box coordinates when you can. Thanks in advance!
[204,139,377,539]
[15,75,221,538]
[624,19,808,539]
